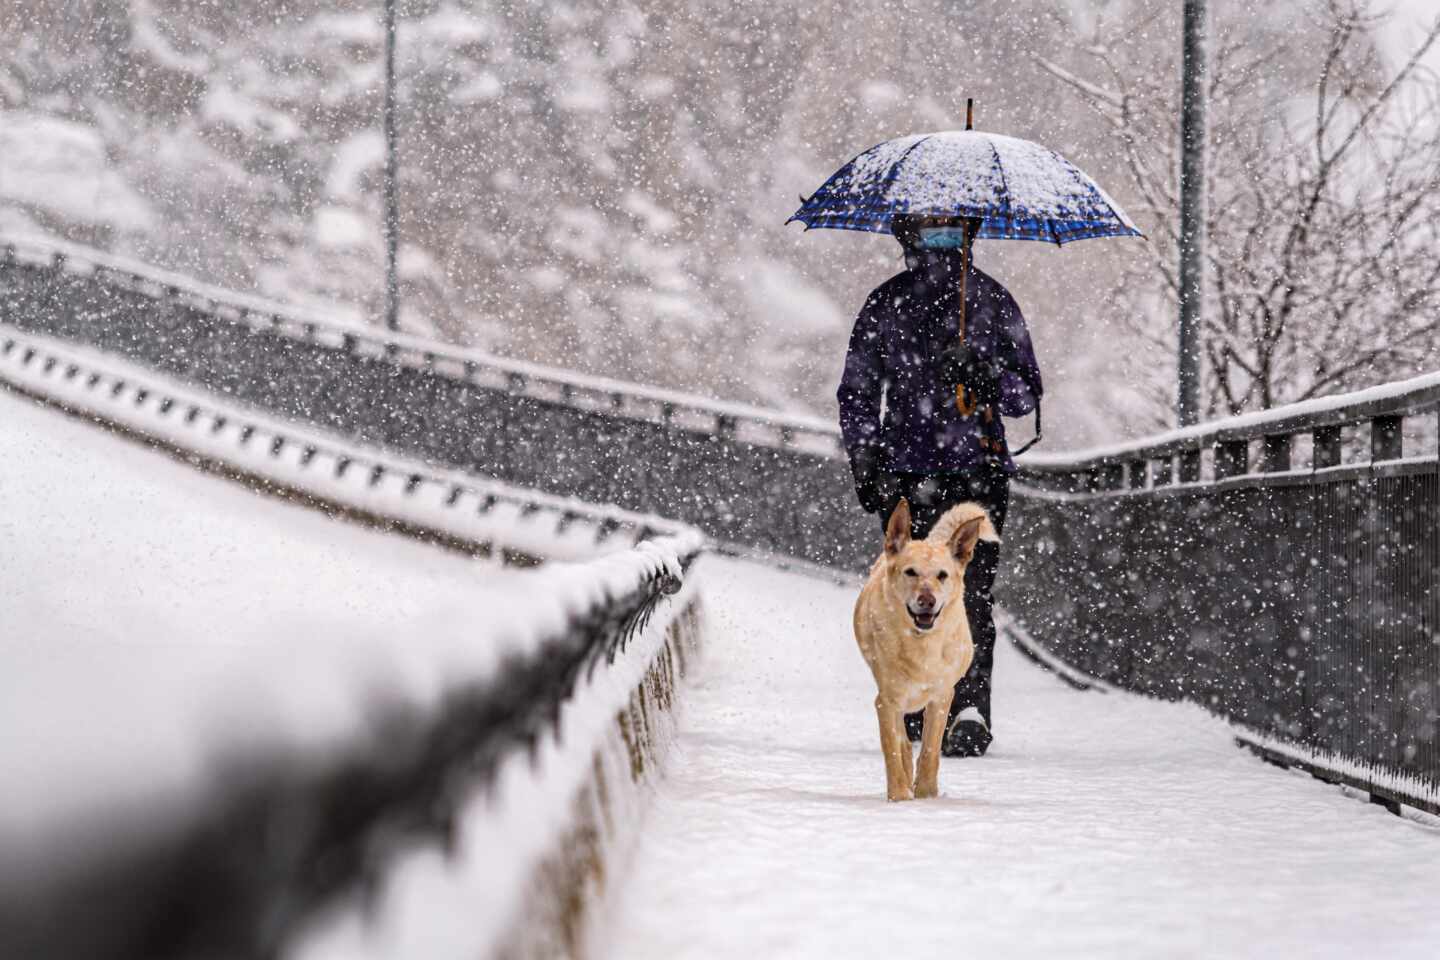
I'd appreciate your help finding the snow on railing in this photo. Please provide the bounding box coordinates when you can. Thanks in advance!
[1017,370,1440,494]
[0,321,711,958]
[1,528,703,959]
[0,233,844,458]
[0,325,690,563]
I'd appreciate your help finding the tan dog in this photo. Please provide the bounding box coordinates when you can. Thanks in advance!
[853,498,999,801]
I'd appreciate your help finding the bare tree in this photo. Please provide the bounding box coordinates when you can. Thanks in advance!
[1041,0,1440,425]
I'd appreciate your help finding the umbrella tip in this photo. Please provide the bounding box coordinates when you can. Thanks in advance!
[965,98,974,131]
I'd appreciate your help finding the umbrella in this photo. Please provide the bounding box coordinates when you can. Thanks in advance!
[786,112,1141,245]
[788,102,1141,441]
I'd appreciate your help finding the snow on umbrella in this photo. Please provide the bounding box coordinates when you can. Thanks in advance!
[787,129,1141,244]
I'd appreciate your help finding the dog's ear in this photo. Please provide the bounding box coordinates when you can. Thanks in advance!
[949,515,986,564]
[884,498,911,556]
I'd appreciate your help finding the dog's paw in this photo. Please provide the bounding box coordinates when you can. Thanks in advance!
[887,787,915,803]
[913,781,939,800]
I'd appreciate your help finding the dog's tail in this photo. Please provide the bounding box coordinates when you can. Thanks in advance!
[927,502,1000,546]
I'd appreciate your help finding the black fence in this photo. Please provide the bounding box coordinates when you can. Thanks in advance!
[0,238,874,571]
[1005,395,1440,814]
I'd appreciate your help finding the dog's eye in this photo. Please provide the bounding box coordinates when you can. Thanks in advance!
[937,571,949,581]
[903,568,918,577]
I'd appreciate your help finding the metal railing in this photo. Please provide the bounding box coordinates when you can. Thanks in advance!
[0,324,690,563]
[0,303,710,958]
[1004,381,1440,815]
[0,234,873,569]
[1,543,701,960]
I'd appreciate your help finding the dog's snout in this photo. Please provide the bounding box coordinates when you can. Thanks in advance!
[915,591,937,611]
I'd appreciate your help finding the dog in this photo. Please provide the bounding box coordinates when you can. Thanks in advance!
[853,497,999,801]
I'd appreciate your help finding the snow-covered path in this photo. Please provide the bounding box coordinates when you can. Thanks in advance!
[605,557,1440,960]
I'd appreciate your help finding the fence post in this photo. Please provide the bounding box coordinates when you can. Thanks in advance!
[1128,459,1148,490]
[1371,415,1402,463]
[1152,454,1174,487]
[1178,448,1202,483]
[1214,439,1248,480]
[1099,460,1124,491]
[1313,425,1342,469]
[1262,434,1292,473]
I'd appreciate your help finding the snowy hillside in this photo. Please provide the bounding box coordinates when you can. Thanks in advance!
[4,1,1434,442]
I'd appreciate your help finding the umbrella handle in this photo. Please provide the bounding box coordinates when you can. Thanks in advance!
[956,384,978,417]
[952,217,978,413]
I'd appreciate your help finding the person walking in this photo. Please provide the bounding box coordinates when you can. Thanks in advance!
[837,214,1042,757]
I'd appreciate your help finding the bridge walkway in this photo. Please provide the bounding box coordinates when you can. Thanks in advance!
[603,557,1440,960]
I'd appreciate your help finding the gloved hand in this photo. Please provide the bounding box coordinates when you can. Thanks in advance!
[939,344,1002,409]
[849,446,891,514]
[963,355,1003,406]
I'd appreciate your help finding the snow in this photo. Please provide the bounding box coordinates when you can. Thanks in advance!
[859,80,904,111]
[313,204,374,251]
[454,71,503,103]
[603,557,1440,959]
[0,111,155,231]
[294,561,697,960]
[740,259,845,337]
[0,381,693,831]
[0,386,499,842]
[200,83,302,142]
[813,130,1140,233]
[129,0,211,75]
[620,191,678,234]
[0,384,700,957]
[325,130,386,201]
[0,325,692,561]
[1020,365,1440,470]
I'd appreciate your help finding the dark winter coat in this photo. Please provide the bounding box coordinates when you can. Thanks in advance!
[836,253,1042,479]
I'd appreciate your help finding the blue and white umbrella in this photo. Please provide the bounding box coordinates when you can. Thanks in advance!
[788,129,1142,245]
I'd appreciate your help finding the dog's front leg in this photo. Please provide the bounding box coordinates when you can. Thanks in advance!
[913,690,955,799]
[875,699,914,802]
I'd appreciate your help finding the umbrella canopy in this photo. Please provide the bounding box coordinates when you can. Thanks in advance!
[788,130,1142,245]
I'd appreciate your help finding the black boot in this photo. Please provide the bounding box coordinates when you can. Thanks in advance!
[941,707,992,757]
[904,711,924,742]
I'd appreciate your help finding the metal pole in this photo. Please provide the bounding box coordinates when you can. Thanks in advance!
[1176,0,1208,425]
[382,0,400,332]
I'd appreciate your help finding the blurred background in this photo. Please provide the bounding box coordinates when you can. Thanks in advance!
[2,0,1438,446]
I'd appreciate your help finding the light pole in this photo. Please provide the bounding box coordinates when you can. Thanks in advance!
[382,0,400,332]
[1176,0,1207,425]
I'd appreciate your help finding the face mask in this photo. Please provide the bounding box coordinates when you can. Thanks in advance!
[917,225,971,249]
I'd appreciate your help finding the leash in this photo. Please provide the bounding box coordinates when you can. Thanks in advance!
[1009,403,1043,457]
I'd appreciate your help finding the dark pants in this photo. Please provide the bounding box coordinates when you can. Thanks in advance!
[877,467,1010,730]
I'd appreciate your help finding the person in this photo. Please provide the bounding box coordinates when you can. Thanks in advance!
[836,214,1042,757]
